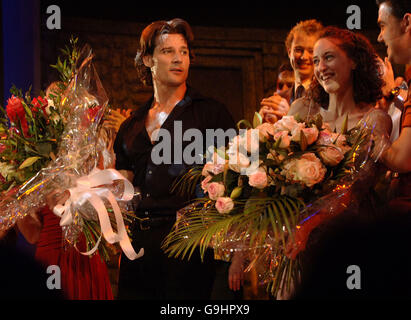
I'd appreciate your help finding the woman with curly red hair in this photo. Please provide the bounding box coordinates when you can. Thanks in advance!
[286,27,393,260]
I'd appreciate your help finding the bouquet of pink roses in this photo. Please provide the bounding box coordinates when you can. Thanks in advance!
[163,112,372,296]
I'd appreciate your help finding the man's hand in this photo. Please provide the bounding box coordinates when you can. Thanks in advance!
[228,252,245,291]
[259,94,290,123]
[104,108,132,133]
[381,57,395,97]
[284,227,309,260]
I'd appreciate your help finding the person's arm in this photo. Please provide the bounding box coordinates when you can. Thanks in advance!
[113,114,135,182]
[365,109,393,162]
[381,127,411,173]
[16,211,42,244]
[228,251,245,291]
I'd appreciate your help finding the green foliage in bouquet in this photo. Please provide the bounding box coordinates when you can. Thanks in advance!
[0,38,81,193]
[0,37,125,262]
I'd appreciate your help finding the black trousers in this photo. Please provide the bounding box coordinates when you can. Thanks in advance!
[117,220,216,300]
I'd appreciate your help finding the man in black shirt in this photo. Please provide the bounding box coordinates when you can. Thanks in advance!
[114,18,235,300]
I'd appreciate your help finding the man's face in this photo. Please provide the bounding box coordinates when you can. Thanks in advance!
[288,32,318,83]
[276,70,294,99]
[377,3,406,64]
[145,33,190,87]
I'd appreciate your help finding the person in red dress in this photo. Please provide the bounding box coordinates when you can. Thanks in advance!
[15,82,115,300]
[17,198,114,300]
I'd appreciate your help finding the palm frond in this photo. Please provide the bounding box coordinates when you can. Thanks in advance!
[162,195,305,261]
[170,166,203,198]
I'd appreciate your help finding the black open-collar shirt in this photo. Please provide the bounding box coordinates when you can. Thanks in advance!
[114,87,235,217]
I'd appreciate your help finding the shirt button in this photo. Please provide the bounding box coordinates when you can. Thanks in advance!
[146,193,150,198]
[148,170,152,175]
[144,211,149,216]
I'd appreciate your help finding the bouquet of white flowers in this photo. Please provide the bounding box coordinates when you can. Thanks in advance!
[163,111,374,296]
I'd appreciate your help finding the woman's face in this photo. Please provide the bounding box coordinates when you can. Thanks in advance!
[313,38,356,95]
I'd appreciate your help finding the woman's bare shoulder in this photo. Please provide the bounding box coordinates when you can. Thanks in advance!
[288,98,321,119]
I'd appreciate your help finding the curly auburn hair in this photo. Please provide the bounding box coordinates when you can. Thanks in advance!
[134,18,194,87]
[308,26,384,107]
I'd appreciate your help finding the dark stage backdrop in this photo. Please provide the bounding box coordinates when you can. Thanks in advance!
[38,0,395,123]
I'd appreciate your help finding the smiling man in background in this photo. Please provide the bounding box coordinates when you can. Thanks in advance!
[259,19,323,123]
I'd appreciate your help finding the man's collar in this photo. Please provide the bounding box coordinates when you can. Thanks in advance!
[133,85,206,119]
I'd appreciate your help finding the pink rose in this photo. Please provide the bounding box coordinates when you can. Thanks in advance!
[322,122,333,132]
[202,150,226,176]
[273,116,299,133]
[331,133,348,147]
[207,182,225,200]
[256,123,276,142]
[215,197,234,214]
[273,131,291,148]
[318,146,344,166]
[202,162,225,177]
[228,131,259,156]
[290,123,306,142]
[245,129,260,154]
[248,167,268,189]
[316,131,333,145]
[292,125,318,145]
[201,175,212,192]
[227,135,245,156]
[228,151,251,173]
[331,133,351,154]
[302,127,319,145]
[282,153,326,187]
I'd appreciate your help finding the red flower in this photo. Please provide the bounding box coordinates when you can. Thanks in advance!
[9,127,20,136]
[82,105,102,127]
[31,96,48,118]
[0,143,6,153]
[0,173,5,184]
[6,95,29,137]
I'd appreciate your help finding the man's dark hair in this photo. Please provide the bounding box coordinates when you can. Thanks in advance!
[308,26,383,107]
[376,0,411,20]
[134,18,194,87]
